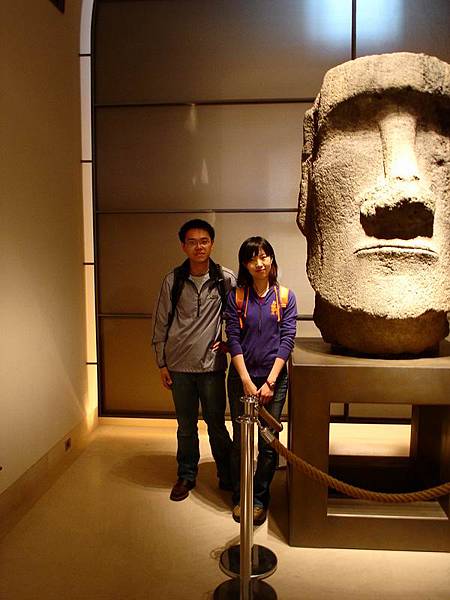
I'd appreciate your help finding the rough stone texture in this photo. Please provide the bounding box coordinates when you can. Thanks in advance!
[298,53,450,355]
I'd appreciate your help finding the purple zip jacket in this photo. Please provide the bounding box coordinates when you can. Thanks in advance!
[225,285,297,378]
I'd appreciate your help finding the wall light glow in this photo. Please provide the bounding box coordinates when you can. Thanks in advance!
[303,0,352,46]
[303,0,404,58]
[357,0,403,45]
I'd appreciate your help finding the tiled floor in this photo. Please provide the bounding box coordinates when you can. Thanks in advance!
[1,420,449,600]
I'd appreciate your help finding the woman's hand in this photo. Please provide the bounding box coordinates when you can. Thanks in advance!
[242,377,258,397]
[257,382,274,405]
[211,341,229,353]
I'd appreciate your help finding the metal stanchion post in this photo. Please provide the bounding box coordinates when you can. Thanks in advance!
[214,396,277,599]
[240,391,253,598]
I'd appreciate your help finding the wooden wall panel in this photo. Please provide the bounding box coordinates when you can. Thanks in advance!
[95,103,308,211]
[95,0,352,104]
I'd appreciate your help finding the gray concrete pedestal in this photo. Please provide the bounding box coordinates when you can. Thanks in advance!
[288,338,450,551]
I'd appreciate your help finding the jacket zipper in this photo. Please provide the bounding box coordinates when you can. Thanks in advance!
[258,300,262,334]
[197,280,214,318]
[189,278,218,318]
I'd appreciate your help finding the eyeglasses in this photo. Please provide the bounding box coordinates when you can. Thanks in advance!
[185,238,212,248]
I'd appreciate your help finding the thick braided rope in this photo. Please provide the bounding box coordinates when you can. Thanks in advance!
[270,437,450,503]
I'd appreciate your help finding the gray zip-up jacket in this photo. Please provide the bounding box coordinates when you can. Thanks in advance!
[152,260,236,373]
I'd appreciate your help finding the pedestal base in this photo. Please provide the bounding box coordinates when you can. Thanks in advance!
[288,338,450,551]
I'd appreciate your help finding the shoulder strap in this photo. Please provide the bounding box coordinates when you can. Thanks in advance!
[235,287,249,329]
[235,287,245,309]
[279,285,289,308]
[167,260,190,331]
[273,285,290,322]
[210,261,227,314]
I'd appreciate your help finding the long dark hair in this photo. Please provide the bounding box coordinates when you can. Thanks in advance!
[236,237,278,288]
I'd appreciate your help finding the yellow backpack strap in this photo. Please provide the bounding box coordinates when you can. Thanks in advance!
[235,287,248,329]
[273,285,290,323]
[279,285,289,308]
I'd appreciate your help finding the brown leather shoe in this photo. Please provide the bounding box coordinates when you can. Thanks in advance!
[253,506,267,526]
[233,505,267,525]
[232,504,240,523]
[169,478,195,501]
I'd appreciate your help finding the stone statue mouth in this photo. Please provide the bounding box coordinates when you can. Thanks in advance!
[354,243,438,258]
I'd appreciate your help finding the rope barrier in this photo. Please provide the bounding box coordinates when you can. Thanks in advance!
[257,421,450,504]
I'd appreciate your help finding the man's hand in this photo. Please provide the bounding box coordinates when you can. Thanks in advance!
[160,367,173,390]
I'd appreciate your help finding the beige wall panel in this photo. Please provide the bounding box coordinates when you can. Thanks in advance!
[85,265,97,363]
[94,0,352,104]
[80,57,92,160]
[101,317,173,414]
[82,163,94,262]
[356,0,450,62]
[95,103,308,211]
[80,0,94,54]
[87,364,99,417]
[97,211,314,315]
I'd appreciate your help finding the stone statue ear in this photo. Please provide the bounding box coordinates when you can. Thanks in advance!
[297,106,316,235]
[297,157,311,234]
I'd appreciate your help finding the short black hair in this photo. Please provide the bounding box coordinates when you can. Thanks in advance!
[237,236,278,287]
[178,219,215,243]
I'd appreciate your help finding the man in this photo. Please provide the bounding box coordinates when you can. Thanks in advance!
[152,219,236,501]
[297,52,450,355]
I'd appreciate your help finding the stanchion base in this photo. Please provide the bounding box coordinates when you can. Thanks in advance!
[219,544,277,579]
[213,577,277,599]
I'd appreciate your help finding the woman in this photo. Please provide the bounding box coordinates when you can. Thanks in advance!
[225,236,297,525]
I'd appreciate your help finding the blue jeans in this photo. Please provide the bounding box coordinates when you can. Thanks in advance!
[228,365,288,508]
[170,371,232,484]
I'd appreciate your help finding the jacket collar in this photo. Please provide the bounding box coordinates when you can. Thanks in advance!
[179,258,221,282]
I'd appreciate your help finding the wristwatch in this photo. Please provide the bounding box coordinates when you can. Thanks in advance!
[266,380,276,391]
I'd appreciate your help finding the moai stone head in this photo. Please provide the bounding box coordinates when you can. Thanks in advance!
[298,53,450,354]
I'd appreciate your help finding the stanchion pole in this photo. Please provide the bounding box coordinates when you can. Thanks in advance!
[240,393,255,599]
[214,396,277,600]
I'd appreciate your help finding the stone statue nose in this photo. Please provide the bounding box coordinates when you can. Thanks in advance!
[359,108,435,239]
[359,181,434,239]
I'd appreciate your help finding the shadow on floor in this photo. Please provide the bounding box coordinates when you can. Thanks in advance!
[110,452,290,536]
[193,460,235,512]
[111,452,176,488]
[110,454,233,511]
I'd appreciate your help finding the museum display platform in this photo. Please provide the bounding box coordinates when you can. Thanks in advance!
[288,338,450,551]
